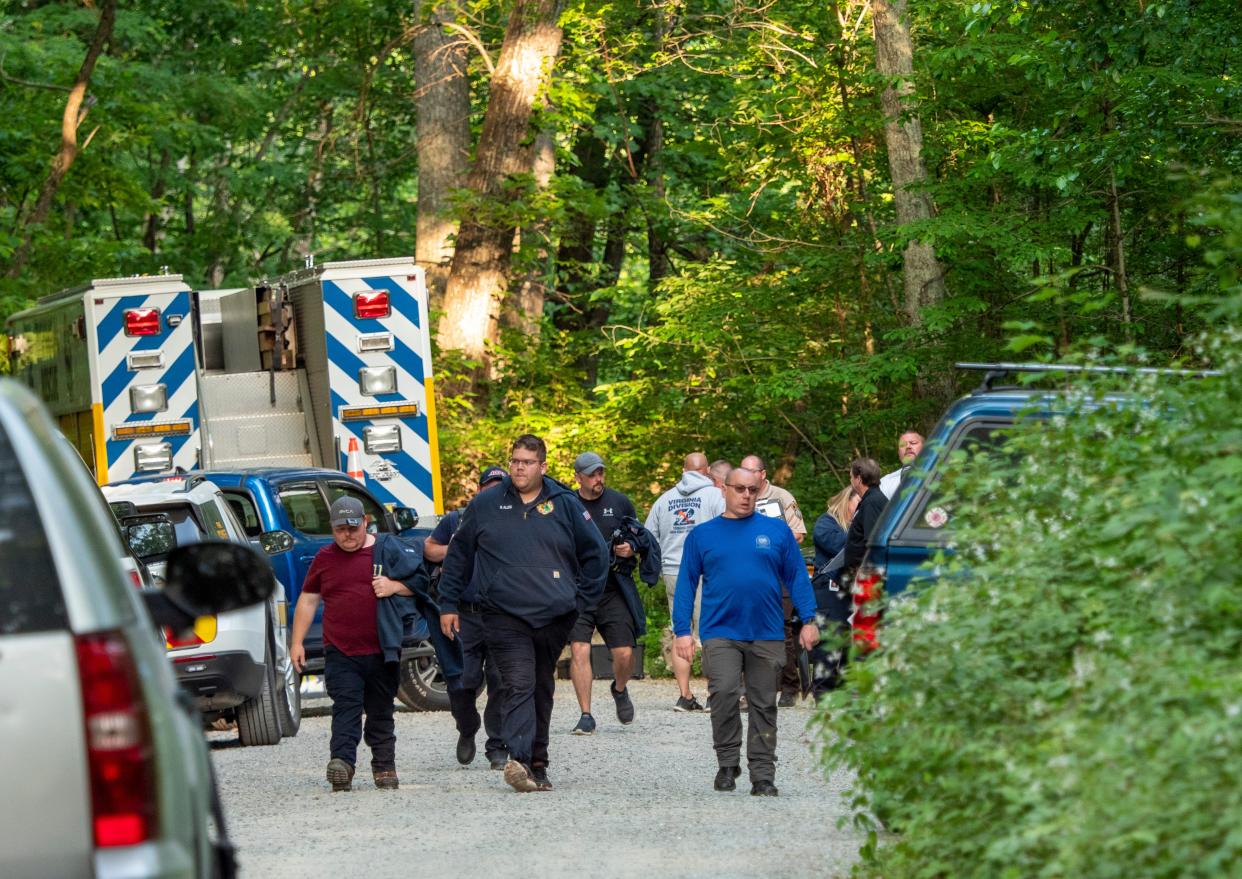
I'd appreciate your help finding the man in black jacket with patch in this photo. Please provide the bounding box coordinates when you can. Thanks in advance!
[843,457,887,573]
[439,434,609,793]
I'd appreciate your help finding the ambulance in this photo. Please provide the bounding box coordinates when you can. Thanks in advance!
[6,257,443,516]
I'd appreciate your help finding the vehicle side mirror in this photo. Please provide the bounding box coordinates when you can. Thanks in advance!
[392,506,419,532]
[164,542,275,615]
[258,529,294,555]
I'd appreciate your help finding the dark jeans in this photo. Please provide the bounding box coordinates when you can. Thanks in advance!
[484,609,576,768]
[703,638,785,783]
[447,608,506,759]
[324,647,399,771]
[780,595,801,698]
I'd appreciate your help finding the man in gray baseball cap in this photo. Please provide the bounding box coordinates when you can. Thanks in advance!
[330,496,366,528]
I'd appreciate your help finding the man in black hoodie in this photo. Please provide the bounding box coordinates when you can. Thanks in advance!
[439,434,609,793]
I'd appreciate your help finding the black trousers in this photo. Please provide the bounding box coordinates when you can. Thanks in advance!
[324,647,399,771]
[703,639,785,783]
[484,609,576,768]
[447,608,507,759]
[780,595,801,698]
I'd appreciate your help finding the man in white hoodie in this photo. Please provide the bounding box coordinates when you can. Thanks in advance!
[645,451,726,711]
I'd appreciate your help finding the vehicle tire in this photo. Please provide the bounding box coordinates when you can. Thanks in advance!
[277,639,301,738]
[396,640,451,711]
[237,639,282,746]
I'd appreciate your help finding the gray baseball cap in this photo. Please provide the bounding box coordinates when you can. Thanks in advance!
[573,451,605,474]
[329,496,366,527]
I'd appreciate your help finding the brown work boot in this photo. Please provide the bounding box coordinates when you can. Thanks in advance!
[326,758,354,792]
[373,769,399,791]
[503,759,539,793]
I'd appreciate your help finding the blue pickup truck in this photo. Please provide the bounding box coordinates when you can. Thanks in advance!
[201,467,448,711]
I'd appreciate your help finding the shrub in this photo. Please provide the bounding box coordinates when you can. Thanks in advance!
[818,184,1242,878]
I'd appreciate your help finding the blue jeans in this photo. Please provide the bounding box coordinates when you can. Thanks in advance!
[447,608,507,759]
[484,609,576,768]
[324,647,399,771]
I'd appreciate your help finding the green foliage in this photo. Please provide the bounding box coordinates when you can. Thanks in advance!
[818,183,1242,877]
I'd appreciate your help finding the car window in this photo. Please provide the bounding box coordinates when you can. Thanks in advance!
[895,421,1010,542]
[197,499,232,542]
[223,490,262,538]
[323,482,392,533]
[278,483,333,535]
[0,426,66,635]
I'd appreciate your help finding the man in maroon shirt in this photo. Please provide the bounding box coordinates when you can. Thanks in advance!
[290,497,414,791]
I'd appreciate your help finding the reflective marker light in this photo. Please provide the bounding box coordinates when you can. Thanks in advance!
[359,366,397,397]
[354,290,390,319]
[363,424,402,454]
[357,332,394,353]
[127,351,165,370]
[123,308,161,337]
[134,442,173,472]
[129,383,168,413]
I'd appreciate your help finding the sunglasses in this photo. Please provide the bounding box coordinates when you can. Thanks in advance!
[726,484,761,495]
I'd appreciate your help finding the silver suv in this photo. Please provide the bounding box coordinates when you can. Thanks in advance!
[104,477,301,746]
[0,379,272,878]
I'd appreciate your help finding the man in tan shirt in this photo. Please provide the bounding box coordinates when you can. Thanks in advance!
[740,455,807,707]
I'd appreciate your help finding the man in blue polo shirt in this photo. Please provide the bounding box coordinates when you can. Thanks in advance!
[674,466,818,797]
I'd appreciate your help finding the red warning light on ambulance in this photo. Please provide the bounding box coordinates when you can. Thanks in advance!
[353,290,390,320]
[123,308,162,336]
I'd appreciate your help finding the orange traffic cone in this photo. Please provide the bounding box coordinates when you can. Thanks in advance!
[346,437,364,481]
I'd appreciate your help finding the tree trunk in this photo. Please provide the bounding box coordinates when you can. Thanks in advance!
[1107,165,1133,342]
[872,0,947,324]
[291,103,334,261]
[414,0,472,313]
[506,127,556,336]
[143,148,172,252]
[436,0,564,374]
[6,0,117,278]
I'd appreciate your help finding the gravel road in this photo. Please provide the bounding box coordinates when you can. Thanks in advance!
[210,678,862,878]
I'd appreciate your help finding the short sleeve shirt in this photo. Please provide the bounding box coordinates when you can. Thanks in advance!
[302,542,380,656]
[755,484,806,539]
[578,487,637,591]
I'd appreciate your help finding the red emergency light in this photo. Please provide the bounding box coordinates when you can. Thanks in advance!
[353,290,390,320]
[123,308,161,337]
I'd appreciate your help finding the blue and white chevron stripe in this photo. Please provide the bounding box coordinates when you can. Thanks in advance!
[322,274,436,514]
[95,290,201,482]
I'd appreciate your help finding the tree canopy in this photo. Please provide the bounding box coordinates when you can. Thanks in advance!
[2,0,1239,509]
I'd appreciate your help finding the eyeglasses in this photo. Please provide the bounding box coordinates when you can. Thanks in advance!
[726,483,761,495]
[508,457,542,469]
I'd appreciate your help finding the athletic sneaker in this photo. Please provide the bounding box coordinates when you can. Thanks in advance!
[571,712,596,735]
[674,695,705,712]
[611,682,635,724]
[503,760,539,793]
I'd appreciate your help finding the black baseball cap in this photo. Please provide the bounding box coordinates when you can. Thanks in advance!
[479,465,508,486]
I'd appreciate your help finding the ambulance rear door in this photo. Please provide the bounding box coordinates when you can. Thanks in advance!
[311,258,443,516]
[84,275,202,482]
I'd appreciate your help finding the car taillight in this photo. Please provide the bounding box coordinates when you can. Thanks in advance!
[353,290,390,319]
[128,570,142,589]
[165,628,204,649]
[852,563,886,653]
[123,308,161,336]
[75,631,156,848]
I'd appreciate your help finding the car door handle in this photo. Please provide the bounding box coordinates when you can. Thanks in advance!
[298,555,316,563]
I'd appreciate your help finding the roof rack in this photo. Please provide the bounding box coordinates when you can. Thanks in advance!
[955,362,1222,393]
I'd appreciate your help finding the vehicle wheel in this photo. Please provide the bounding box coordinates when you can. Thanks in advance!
[237,640,282,746]
[396,640,451,711]
[277,640,301,737]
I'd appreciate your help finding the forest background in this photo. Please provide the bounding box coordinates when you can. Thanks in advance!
[1,0,1239,513]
